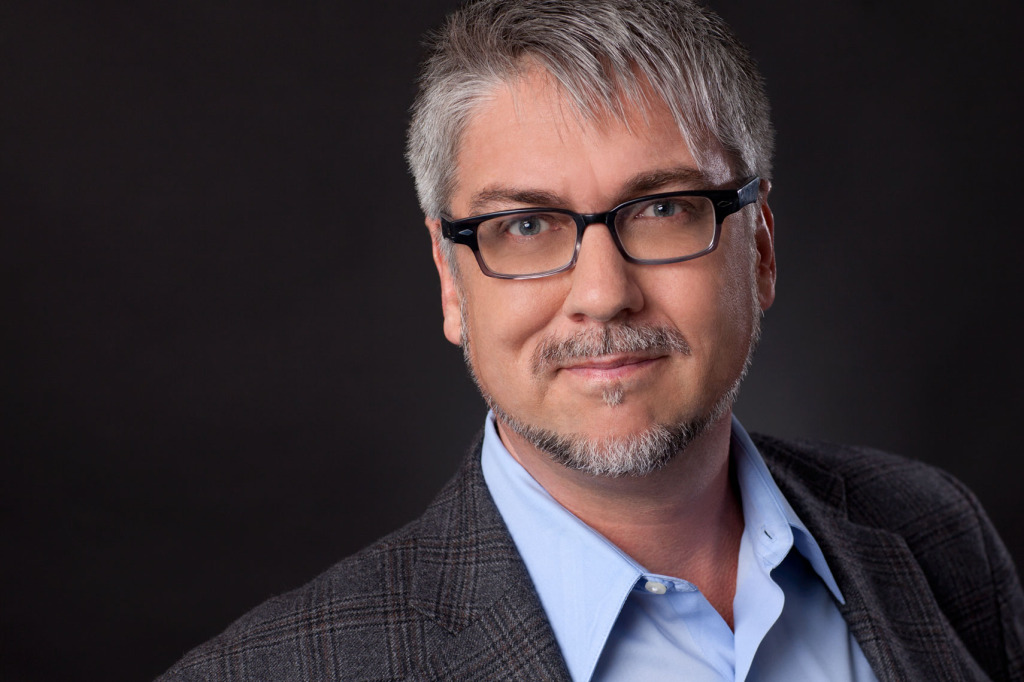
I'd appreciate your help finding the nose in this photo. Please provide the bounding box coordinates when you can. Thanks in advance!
[561,221,643,322]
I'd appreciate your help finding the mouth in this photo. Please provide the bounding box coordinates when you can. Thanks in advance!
[558,353,663,381]
[533,323,690,375]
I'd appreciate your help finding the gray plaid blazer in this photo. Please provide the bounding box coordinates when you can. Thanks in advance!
[160,435,1024,681]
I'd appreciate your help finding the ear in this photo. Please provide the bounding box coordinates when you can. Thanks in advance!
[753,181,776,311]
[426,217,464,346]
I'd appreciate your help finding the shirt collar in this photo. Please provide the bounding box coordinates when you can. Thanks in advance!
[480,413,844,682]
[729,419,845,604]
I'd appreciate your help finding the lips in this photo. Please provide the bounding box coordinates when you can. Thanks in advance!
[561,352,656,370]
[558,353,662,381]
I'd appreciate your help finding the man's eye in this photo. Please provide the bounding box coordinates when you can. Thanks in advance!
[504,215,550,237]
[638,200,690,218]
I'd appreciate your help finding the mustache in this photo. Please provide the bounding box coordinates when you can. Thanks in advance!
[533,323,691,373]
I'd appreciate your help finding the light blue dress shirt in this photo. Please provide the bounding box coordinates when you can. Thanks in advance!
[480,413,878,682]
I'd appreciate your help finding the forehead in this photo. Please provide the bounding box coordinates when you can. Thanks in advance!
[451,69,732,214]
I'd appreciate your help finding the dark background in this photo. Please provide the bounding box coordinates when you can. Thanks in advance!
[3,1,1021,679]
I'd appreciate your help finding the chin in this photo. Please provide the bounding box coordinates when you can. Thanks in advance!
[491,393,732,478]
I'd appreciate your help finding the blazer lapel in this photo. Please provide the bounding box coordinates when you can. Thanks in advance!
[756,435,988,681]
[408,445,571,681]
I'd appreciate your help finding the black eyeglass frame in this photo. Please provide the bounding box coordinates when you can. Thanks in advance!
[440,176,761,280]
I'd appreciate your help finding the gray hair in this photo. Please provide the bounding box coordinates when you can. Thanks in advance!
[406,0,774,224]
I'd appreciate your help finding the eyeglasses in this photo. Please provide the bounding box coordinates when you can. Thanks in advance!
[440,176,759,279]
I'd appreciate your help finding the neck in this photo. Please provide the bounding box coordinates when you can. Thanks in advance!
[496,410,743,627]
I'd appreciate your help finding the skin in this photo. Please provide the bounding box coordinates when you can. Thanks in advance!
[425,69,776,627]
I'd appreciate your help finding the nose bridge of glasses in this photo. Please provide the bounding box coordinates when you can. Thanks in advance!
[574,210,631,263]
[578,210,616,231]
[577,211,625,250]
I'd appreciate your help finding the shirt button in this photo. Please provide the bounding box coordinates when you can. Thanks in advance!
[644,581,667,595]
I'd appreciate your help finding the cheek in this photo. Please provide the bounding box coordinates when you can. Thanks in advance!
[462,274,566,370]
[706,239,759,362]
[651,243,755,363]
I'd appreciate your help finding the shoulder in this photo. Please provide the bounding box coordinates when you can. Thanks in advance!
[751,433,1024,679]
[158,441,507,681]
[158,514,427,681]
[749,433,973,525]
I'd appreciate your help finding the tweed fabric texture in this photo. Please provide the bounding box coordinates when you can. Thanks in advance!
[159,436,1023,681]
[758,435,1024,681]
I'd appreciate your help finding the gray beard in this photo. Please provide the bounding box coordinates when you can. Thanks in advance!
[461,319,759,478]
[487,388,734,477]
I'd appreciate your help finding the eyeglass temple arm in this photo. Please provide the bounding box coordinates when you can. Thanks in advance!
[714,176,760,223]
[738,176,760,206]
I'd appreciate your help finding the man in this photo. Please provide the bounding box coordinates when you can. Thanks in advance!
[160,0,1023,679]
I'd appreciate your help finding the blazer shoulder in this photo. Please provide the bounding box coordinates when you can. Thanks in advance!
[752,432,1024,680]
[157,446,469,682]
[157,512,429,681]
[158,440,563,682]
[751,432,972,525]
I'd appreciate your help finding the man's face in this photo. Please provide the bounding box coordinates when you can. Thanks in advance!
[428,69,775,475]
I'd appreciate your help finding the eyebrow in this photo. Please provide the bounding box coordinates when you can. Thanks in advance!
[621,167,713,195]
[468,188,563,215]
[466,166,715,216]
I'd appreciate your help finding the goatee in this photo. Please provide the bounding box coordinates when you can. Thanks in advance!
[463,321,749,477]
